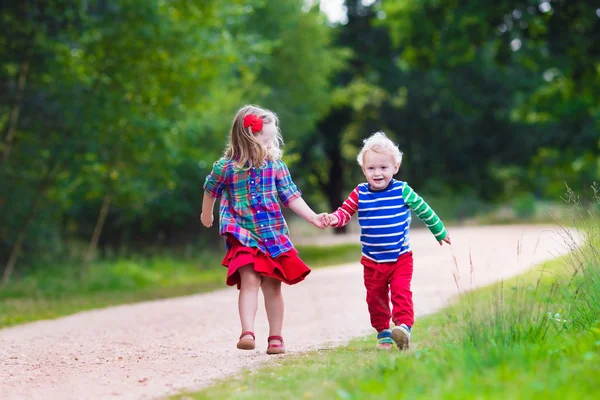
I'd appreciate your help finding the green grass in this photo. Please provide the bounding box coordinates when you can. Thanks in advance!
[179,318,600,400]
[0,243,361,329]
[180,202,600,399]
[297,243,361,267]
[422,190,577,227]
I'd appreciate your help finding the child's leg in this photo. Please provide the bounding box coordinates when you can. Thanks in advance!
[389,253,414,327]
[363,264,391,332]
[238,265,262,338]
[260,276,284,344]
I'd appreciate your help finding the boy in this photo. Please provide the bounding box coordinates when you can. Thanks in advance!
[325,131,451,350]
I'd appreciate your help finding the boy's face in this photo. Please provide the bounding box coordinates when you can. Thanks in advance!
[361,150,400,190]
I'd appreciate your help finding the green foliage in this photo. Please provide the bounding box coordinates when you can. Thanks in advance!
[297,243,361,267]
[2,0,599,276]
[512,192,537,218]
[380,0,600,197]
[417,188,492,222]
[0,242,361,328]
[245,0,345,142]
[0,0,340,274]
[0,250,226,328]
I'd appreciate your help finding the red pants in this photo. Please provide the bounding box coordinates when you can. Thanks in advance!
[362,252,414,332]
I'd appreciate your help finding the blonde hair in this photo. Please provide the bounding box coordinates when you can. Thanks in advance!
[356,131,403,167]
[224,105,284,169]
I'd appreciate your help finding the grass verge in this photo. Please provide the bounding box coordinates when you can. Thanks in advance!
[179,194,600,399]
[0,243,361,329]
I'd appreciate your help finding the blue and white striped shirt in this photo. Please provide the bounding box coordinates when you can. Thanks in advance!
[331,180,447,263]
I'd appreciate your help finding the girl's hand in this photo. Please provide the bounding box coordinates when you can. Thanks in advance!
[200,212,213,228]
[311,213,329,229]
[439,235,451,246]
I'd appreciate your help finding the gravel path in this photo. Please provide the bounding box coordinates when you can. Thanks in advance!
[0,225,580,400]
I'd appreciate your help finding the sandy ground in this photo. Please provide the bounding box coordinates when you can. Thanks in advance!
[0,225,581,400]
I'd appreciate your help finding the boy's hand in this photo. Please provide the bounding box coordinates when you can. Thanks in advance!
[439,234,451,246]
[200,212,213,228]
[327,214,339,226]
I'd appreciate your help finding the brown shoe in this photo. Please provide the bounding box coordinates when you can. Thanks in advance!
[237,331,256,350]
[266,335,285,355]
[391,324,411,350]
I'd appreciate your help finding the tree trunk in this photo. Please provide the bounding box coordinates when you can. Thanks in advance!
[84,194,112,265]
[326,143,347,234]
[1,164,55,287]
[1,202,38,287]
[1,48,31,167]
[317,106,353,235]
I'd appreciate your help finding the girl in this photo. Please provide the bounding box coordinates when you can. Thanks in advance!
[201,104,326,355]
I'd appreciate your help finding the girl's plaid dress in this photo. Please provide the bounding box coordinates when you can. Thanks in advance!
[204,158,311,288]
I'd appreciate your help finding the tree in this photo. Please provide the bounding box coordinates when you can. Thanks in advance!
[381,0,600,197]
[0,0,265,277]
[299,0,410,231]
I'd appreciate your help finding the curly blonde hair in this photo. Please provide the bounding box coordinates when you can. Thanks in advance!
[225,105,284,169]
[356,131,403,167]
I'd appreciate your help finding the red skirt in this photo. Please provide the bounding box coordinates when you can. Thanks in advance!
[221,236,311,289]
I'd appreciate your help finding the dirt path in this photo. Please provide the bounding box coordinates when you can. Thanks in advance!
[0,225,580,400]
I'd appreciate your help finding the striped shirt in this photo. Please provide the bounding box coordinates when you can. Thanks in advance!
[203,157,301,257]
[331,180,447,263]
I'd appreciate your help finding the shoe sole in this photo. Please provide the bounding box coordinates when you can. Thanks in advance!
[237,339,256,350]
[391,328,410,350]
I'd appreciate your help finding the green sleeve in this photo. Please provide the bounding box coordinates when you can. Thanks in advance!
[402,183,447,241]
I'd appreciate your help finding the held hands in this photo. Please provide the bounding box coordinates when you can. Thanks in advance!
[309,213,339,229]
[438,234,452,246]
[200,212,213,228]
[325,214,339,226]
[310,213,330,229]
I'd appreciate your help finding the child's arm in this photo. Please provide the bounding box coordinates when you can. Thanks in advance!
[200,192,216,228]
[201,159,227,228]
[402,183,451,246]
[276,160,327,228]
[288,197,328,229]
[326,187,359,227]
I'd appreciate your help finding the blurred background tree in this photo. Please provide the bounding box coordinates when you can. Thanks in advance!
[1,0,598,283]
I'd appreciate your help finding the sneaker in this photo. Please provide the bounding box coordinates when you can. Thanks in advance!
[391,324,411,350]
[376,329,394,350]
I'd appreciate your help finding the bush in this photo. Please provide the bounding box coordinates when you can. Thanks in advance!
[512,192,537,218]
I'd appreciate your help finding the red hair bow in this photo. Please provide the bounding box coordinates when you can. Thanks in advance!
[243,114,263,134]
